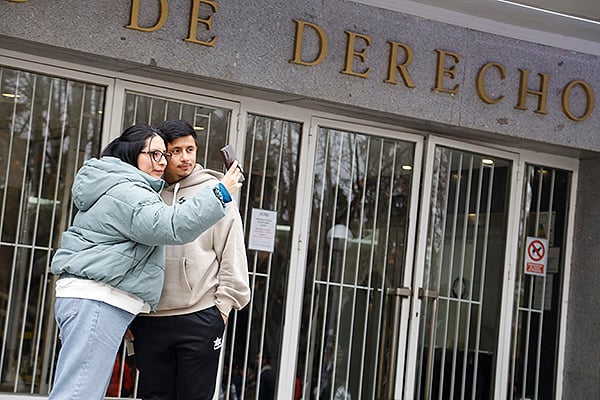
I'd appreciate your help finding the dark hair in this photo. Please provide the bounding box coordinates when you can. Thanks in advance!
[262,352,271,363]
[156,119,197,144]
[101,124,164,167]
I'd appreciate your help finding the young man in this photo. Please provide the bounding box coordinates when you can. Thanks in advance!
[131,119,251,400]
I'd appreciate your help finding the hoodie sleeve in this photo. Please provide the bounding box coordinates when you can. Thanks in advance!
[113,182,226,246]
[212,203,251,315]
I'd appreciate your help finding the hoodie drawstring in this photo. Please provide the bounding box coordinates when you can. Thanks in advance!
[172,182,180,206]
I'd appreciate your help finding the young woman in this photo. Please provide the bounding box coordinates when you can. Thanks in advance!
[48,124,242,400]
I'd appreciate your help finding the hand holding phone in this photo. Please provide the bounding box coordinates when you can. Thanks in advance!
[220,145,245,182]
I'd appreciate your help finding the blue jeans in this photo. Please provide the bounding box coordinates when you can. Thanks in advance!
[49,297,135,400]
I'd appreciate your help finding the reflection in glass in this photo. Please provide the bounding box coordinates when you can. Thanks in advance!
[0,66,105,394]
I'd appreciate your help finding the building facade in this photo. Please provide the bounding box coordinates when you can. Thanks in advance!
[0,1,599,399]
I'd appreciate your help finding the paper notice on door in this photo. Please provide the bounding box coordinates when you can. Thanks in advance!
[248,208,277,253]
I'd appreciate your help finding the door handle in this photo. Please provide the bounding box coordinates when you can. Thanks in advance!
[386,287,412,297]
[383,287,411,399]
[419,288,439,400]
[418,288,439,299]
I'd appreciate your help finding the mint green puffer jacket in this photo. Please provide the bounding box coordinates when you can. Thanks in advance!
[51,156,226,309]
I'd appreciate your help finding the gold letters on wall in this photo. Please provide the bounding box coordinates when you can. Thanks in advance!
[290,20,329,66]
[126,0,217,46]
[341,31,371,78]
[290,19,595,122]
[185,0,217,46]
[384,41,416,88]
[433,49,461,94]
[562,80,595,121]
[126,0,169,32]
[476,63,506,104]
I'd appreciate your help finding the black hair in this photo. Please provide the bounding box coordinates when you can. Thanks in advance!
[156,119,198,144]
[262,352,271,363]
[101,124,164,168]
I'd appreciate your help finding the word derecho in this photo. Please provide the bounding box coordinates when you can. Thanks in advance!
[124,1,595,123]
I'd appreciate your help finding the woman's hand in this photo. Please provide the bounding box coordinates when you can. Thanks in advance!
[221,160,243,195]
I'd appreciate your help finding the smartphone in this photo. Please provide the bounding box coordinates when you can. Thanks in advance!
[220,144,245,182]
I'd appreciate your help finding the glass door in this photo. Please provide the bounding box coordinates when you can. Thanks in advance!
[0,64,106,395]
[294,120,423,399]
[222,113,303,400]
[408,139,520,400]
[508,163,574,400]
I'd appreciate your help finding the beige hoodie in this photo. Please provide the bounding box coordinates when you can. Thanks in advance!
[152,164,250,316]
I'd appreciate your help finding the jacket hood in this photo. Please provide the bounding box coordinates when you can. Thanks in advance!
[72,157,165,211]
[163,164,222,193]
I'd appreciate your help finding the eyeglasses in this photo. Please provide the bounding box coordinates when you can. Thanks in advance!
[140,150,172,163]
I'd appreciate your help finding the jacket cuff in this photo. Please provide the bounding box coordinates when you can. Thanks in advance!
[212,183,232,206]
[217,183,232,203]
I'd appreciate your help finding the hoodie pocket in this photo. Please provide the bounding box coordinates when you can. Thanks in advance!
[158,257,194,310]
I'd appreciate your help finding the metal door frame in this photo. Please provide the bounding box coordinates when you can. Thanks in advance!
[507,149,578,399]
[406,136,523,400]
[277,117,425,399]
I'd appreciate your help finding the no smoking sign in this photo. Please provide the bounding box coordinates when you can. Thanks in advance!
[524,236,548,276]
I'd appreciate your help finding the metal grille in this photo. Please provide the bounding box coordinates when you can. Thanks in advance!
[416,146,512,400]
[122,91,232,170]
[508,165,571,400]
[220,114,302,400]
[297,127,416,399]
[0,65,105,394]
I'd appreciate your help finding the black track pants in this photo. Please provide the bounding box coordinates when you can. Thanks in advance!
[131,306,225,400]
